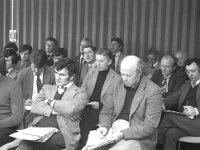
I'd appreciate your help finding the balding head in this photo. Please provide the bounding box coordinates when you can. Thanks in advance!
[120,55,143,88]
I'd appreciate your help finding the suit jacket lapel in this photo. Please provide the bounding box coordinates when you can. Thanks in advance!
[114,84,126,120]
[129,77,146,118]
[43,66,51,84]
[196,84,200,107]
[28,68,34,99]
[101,69,114,98]
[88,70,98,96]
[178,82,190,109]
[62,84,77,101]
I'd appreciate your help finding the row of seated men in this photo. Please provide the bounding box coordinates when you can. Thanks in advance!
[0,37,199,150]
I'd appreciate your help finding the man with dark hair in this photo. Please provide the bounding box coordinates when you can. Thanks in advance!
[144,48,160,78]
[19,44,33,70]
[17,58,88,150]
[79,45,97,85]
[17,50,55,108]
[3,48,21,79]
[110,37,125,74]
[4,42,18,52]
[45,37,58,66]
[158,58,200,150]
[79,48,121,149]
[52,47,67,64]
[0,55,23,146]
[151,55,187,101]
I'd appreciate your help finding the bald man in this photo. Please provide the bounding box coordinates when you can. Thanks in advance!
[96,55,162,150]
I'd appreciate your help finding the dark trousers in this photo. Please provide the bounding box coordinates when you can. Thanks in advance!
[158,113,200,150]
[77,106,100,150]
[0,126,17,146]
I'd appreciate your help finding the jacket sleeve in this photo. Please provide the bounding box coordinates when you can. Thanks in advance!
[31,85,53,117]
[0,83,23,128]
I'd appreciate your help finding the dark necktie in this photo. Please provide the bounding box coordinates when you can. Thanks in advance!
[37,74,43,93]
[162,78,167,87]
[110,54,116,70]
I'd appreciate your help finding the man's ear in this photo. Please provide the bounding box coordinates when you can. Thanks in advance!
[108,58,112,66]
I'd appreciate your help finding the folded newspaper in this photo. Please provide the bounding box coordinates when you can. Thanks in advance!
[10,127,58,142]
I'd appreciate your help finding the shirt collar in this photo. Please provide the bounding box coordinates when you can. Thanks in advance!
[114,51,121,58]
[153,61,159,67]
[61,81,73,89]
[192,79,200,86]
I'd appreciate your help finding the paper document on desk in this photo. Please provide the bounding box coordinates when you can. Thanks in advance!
[10,127,58,142]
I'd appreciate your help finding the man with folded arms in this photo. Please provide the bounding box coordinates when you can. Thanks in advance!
[17,58,88,150]
[96,55,162,150]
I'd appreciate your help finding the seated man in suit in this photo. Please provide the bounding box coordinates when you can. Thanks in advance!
[3,48,21,80]
[18,44,33,71]
[17,58,88,150]
[0,55,23,146]
[79,45,97,86]
[96,55,162,150]
[52,47,68,64]
[110,37,124,74]
[144,48,160,78]
[157,58,200,150]
[17,50,55,107]
[78,48,121,149]
[45,37,58,66]
[174,50,188,71]
[74,37,93,86]
[151,55,187,100]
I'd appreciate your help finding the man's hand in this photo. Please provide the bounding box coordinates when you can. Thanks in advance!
[111,131,124,142]
[183,106,196,118]
[87,101,99,109]
[97,126,108,138]
[24,99,32,106]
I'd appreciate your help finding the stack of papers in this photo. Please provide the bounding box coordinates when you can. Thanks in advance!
[84,130,116,150]
[10,127,58,142]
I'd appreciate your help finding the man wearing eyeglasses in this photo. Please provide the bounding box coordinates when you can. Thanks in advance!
[157,58,200,150]
[79,45,97,86]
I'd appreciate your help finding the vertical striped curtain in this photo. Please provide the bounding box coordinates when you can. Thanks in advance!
[0,0,199,60]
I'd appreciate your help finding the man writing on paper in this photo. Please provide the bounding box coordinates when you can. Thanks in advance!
[95,56,162,150]
[157,58,200,150]
[17,58,88,150]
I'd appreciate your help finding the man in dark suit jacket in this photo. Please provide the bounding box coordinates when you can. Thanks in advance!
[74,37,93,86]
[45,37,58,66]
[17,50,55,106]
[151,55,187,100]
[96,56,162,150]
[110,37,125,74]
[157,58,200,150]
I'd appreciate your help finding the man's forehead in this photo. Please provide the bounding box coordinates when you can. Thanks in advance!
[186,62,198,69]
